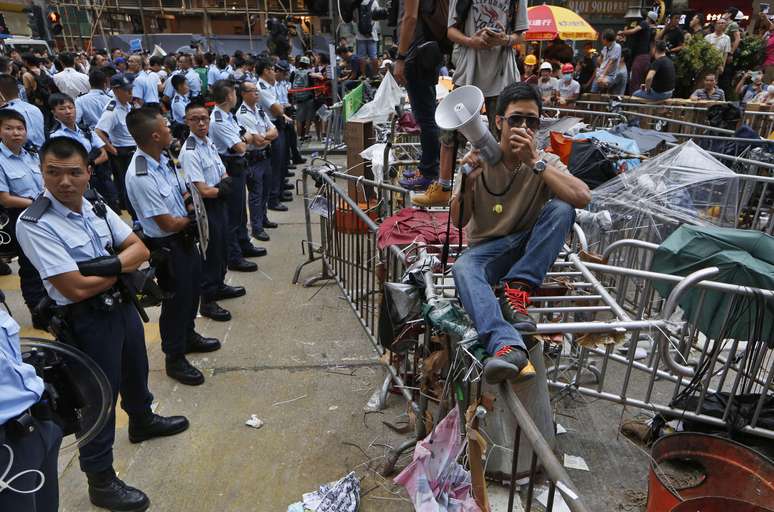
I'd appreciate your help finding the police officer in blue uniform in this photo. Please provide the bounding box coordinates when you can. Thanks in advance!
[0,109,48,329]
[170,75,191,142]
[95,74,136,218]
[0,75,45,150]
[16,137,189,511]
[0,307,63,512]
[124,107,221,385]
[48,93,119,212]
[131,57,162,109]
[257,58,293,212]
[180,101,245,321]
[162,54,201,100]
[235,81,278,242]
[209,79,265,271]
[75,69,112,130]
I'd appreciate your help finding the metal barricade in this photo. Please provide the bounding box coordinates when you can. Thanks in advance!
[295,165,774,512]
[322,102,345,158]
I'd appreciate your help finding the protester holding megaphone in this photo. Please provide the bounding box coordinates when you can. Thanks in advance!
[448,82,591,384]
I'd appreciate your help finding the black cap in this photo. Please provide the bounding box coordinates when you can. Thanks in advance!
[110,74,134,89]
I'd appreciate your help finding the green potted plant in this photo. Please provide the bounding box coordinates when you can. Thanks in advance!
[674,36,724,98]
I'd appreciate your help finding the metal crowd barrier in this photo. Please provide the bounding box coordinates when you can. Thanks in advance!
[295,164,774,510]
[322,102,345,158]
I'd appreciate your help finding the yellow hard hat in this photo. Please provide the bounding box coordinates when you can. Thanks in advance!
[524,55,537,66]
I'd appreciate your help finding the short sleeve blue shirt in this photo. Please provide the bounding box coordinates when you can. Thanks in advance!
[0,142,43,198]
[179,135,227,187]
[0,309,44,425]
[258,78,279,121]
[132,70,161,104]
[75,89,112,129]
[4,100,45,149]
[95,100,135,148]
[49,123,105,155]
[171,93,190,124]
[16,190,133,305]
[209,106,243,156]
[125,150,188,239]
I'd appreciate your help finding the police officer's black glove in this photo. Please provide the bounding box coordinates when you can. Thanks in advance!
[77,255,122,277]
[216,176,234,199]
[185,210,199,238]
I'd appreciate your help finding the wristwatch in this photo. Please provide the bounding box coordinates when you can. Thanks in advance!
[532,159,547,175]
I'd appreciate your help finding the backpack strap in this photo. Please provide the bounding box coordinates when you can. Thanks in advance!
[20,195,51,223]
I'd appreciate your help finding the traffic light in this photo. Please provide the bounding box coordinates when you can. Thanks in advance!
[47,11,62,35]
[26,6,46,39]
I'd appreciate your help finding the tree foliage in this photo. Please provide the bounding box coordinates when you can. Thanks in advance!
[674,36,724,97]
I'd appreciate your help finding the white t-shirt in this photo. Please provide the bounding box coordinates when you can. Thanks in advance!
[705,32,731,56]
[537,77,559,98]
[558,78,580,99]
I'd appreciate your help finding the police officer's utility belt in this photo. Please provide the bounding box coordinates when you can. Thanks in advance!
[145,230,195,252]
[64,287,124,317]
[115,145,137,156]
[247,148,270,163]
[220,154,247,177]
[0,401,53,439]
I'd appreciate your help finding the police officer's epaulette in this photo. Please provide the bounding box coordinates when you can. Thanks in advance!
[173,95,180,102]
[214,110,223,122]
[239,105,247,113]
[185,136,196,151]
[23,141,38,155]
[78,122,93,140]
[259,82,268,90]
[20,195,51,223]
[106,100,116,111]
[135,155,148,176]
[48,121,63,137]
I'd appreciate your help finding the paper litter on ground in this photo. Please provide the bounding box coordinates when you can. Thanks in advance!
[556,423,567,435]
[537,486,572,512]
[563,454,590,472]
[245,415,264,429]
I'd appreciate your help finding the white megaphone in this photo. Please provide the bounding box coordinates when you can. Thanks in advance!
[435,85,502,174]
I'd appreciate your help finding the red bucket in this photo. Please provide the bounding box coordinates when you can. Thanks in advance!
[647,433,774,512]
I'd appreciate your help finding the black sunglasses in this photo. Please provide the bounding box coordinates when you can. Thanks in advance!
[504,113,540,130]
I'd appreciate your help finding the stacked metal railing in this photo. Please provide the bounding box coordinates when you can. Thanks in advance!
[294,164,774,511]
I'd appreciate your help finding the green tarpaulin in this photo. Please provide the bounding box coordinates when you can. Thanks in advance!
[651,225,774,344]
[343,83,364,121]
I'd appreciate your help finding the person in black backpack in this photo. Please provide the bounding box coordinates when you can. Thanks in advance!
[355,0,384,78]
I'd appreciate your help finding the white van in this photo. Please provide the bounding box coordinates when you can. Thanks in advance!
[1,37,52,56]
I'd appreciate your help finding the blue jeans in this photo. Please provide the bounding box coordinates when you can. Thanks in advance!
[632,88,674,101]
[404,59,440,179]
[452,199,575,355]
[356,39,377,59]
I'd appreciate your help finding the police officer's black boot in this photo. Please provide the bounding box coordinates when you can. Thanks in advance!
[87,467,150,512]
[187,331,221,353]
[128,411,190,443]
[200,301,232,321]
[165,355,205,386]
